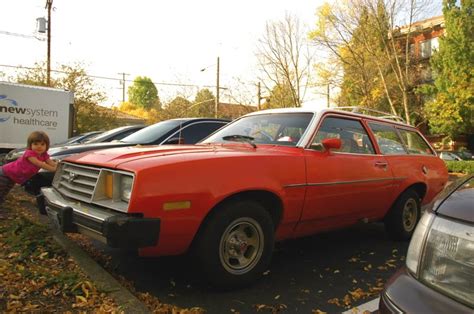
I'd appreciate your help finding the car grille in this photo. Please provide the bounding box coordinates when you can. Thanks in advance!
[53,162,100,203]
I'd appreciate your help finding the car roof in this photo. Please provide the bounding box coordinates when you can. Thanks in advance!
[166,117,231,123]
[243,107,413,129]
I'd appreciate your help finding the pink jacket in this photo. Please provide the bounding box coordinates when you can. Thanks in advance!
[2,149,50,184]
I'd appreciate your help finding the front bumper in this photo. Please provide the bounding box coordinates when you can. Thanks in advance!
[379,267,472,314]
[42,187,160,249]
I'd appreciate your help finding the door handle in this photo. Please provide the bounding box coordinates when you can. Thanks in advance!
[375,161,388,168]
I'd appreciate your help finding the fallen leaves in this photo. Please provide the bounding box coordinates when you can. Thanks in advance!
[0,191,120,313]
[254,303,288,313]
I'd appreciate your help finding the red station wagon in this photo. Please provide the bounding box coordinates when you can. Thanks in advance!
[42,107,448,288]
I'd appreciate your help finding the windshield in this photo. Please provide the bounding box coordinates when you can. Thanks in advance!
[202,113,313,146]
[121,120,184,144]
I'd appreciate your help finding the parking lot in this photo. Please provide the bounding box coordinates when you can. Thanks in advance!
[90,221,409,313]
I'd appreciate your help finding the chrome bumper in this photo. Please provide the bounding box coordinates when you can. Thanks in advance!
[42,187,161,248]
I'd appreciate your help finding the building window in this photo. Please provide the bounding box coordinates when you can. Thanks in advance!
[420,40,431,58]
[420,37,439,58]
[431,37,439,52]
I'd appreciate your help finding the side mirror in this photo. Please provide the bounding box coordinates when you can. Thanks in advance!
[165,137,185,145]
[322,138,341,151]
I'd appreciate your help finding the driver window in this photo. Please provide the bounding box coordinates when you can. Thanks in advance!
[312,117,375,154]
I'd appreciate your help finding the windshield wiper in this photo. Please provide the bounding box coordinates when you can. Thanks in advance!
[222,135,257,148]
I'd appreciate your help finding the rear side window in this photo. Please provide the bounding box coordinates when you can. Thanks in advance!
[398,129,434,155]
[368,123,407,155]
[312,117,375,154]
[180,122,226,144]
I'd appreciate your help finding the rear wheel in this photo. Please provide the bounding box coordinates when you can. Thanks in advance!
[193,200,274,288]
[384,189,420,240]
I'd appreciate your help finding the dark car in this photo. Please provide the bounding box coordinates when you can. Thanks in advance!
[57,131,104,145]
[28,118,229,198]
[2,131,104,164]
[379,174,474,313]
[4,126,144,163]
[81,125,145,144]
[438,150,474,161]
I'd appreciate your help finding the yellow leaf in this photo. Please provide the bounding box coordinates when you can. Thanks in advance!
[343,294,352,306]
[75,295,87,303]
[81,283,89,298]
[255,304,267,311]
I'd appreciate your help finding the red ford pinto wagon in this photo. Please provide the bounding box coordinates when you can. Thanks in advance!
[42,107,448,288]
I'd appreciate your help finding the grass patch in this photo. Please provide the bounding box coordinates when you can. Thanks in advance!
[445,160,474,174]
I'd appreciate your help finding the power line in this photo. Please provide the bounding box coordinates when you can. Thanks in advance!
[0,64,223,89]
[0,30,45,41]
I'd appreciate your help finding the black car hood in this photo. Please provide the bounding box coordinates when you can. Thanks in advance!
[435,175,474,223]
[49,142,132,157]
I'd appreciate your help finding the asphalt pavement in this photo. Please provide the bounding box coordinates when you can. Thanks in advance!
[91,221,409,313]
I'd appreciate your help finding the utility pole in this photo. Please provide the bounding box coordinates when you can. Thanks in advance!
[46,0,53,86]
[215,56,220,118]
[118,72,129,103]
[257,82,261,111]
[326,83,330,108]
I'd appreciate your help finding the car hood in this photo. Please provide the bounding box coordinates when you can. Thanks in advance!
[64,143,299,169]
[435,175,474,223]
[49,142,131,157]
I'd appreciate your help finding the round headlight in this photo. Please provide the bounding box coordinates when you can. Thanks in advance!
[120,176,133,202]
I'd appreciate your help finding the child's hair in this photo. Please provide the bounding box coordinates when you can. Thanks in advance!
[27,131,50,150]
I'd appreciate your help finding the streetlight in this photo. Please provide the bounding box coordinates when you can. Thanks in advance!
[200,56,220,118]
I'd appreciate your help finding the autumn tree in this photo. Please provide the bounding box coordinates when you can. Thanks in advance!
[256,13,312,107]
[310,0,436,124]
[422,0,474,139]
[159,96,192,120]
[128,76,161,110]
[118,102,159,124]
[15,62,118,133]
[262,84,295,109]
[192,89,215,117]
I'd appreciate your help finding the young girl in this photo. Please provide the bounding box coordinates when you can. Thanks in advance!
[0,131,57,204]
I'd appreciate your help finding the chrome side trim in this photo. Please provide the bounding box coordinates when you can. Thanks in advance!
[284,177,407,188]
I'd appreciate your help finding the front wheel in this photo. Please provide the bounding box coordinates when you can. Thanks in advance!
[384,189,421,240]
[193,200,274,288]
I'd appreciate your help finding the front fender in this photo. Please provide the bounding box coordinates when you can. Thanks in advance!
[126,154,306,256]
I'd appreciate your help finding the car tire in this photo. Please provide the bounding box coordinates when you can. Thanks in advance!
[384,189,420,241]
[193,200,274,289]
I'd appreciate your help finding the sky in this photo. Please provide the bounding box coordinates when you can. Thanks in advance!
[0,0,327,108]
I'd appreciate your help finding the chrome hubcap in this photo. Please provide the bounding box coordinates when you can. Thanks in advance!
[219,217,264,275]
[402,198,418,232]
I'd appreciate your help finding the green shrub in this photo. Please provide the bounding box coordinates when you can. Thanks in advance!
[445,161,474,174]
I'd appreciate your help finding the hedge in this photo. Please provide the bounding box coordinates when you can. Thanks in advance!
[445,160,474,174]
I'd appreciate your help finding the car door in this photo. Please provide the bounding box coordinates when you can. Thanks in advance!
[294,115,394,237]
[377,124,447,204]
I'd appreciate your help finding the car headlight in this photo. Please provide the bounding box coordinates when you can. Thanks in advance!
[410,213,474,307]
[120,175,133,202]
[92,170,134,212]
[406,211,434,274]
